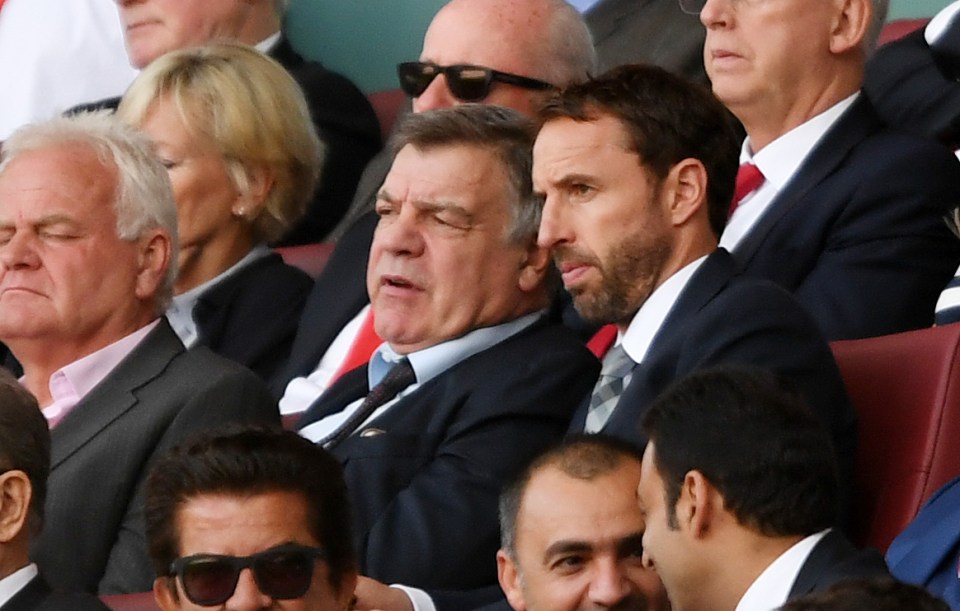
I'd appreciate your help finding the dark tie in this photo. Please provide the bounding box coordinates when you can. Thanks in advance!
[585,344,635,433]
[728,163,765,218]
[317,358,416,448]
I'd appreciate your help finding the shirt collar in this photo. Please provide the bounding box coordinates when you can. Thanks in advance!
[620,256,708,364]
[742,93,859,191]
[735,529,830,611]
[368,310,544,389]
[0,564,38,609]
[256,32,282,54]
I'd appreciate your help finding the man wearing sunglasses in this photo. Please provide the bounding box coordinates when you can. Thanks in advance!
[145,428,356,611]
[273,0,597,411]
[687,0,960,341]
[0,369,108,611]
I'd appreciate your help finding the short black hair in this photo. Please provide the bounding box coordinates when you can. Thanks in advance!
[145,427,355,590]
[780,577,949,611]
[0,368,49,530]
[499,434,643,557]
[642,365,839,537]
[538,63,740,238]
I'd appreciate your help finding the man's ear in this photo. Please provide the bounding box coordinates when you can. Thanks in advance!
[829,0,870,55]
[663,158,708,229]
[135,229,172,302]
[497,549,527,611]
[677,469,719,538]
[517,242,552,294]
[0,471,31,544]
[153,577,180,611]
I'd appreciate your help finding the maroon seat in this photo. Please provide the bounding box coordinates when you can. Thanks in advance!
[831,323,960,553]
[877,18,929,47]
[100,592,160,611]
[274,242,334,279]
[367,88,407,141]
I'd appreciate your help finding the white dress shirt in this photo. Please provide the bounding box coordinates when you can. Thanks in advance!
[720,94,859,251]
[0,563,38,608]
[735,530,830,611]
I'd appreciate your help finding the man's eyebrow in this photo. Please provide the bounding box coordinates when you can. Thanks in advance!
[615,532,646,554]
[414,199,474,221]
[543,540,592,563]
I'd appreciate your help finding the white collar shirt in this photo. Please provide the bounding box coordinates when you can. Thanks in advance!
[735,529,830,611]
[0,564,38,608]
[720,94,859,251]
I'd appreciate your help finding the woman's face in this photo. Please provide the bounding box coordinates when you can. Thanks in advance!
[138,98,252,276]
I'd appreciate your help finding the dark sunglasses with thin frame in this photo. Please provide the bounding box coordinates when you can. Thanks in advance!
[397,61,555,102]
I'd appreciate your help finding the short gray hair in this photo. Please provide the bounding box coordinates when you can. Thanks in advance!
[0,112,179,311]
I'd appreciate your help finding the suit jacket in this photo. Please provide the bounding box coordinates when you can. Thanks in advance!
[192,251,313,382]
[1,574,109,611]
[865,28,960,148]
[886,475,960,610]
[729,95,960,341]
[787,530,889,599]
[271,210,378,396]
[69,34,382,245]
[297,320,600,591]
[30,321,279,595]
[573,250,858,513]
[585,0,707,82]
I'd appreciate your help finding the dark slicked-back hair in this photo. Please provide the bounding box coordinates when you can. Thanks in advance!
[642,365,839,537]
[0,369,48,531]
[499,434,643,558]
[389,104,540,244]
[145,427,355,590]
[780,577,949,611]
[538,64,740,238]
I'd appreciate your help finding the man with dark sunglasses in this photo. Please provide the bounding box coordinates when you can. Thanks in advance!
[272,0,597,410]
[145,427,356,611]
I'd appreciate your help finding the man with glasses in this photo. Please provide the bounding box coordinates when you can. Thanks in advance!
[145,427,356,611]
[272,0,597,409]
[679,0,960,341]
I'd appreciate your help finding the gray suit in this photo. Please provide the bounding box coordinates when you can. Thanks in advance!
[585,0,708,82]
[29,321,279,595]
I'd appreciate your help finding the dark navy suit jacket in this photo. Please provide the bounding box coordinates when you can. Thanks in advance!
[729,96,960,341]
[0,574,109,611]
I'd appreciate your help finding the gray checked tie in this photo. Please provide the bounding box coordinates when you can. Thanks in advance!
[585,343,635,433]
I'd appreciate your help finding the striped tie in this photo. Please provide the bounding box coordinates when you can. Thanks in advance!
[585,343,635,433]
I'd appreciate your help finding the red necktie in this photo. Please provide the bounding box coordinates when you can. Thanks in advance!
[0,0,6,12]
[330,310,382,383]
[729,163,765,218]
[586,324,618,358]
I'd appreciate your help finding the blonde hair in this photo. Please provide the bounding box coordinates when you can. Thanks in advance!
[117,42,324,243]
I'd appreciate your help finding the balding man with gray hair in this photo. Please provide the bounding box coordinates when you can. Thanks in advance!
[681,0,960,342]
[0,112,278,596]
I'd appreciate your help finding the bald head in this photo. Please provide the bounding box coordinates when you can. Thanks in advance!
[413,0,595,114]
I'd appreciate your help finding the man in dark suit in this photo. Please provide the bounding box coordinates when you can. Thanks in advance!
[0,370,108,611]
[533,65,855,493]
[0,113,278,596]
[296,105,599,596]
[274,0,597,406]
[638,366,889,611]
[82,0,382,244]
[585,0,707,81]
[687,0,960,341]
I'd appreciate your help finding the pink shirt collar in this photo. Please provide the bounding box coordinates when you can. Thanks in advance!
[39,320,160,427]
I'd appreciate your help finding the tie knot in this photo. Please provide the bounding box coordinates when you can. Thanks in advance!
[379,358,416,394]
[729,163,765,218]
[600,343,635,378]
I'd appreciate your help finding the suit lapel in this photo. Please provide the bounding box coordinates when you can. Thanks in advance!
[732,96,880,267]
[50,321,184,470]
[296,366,369,429]
[3,574,49,610]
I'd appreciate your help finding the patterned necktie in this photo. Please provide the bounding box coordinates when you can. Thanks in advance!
[728,163,765,218]
[585,343,635,433]
[318,358,416,448]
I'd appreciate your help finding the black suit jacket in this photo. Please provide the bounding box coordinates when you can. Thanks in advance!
[297,320,600,591]
[572,251,857,507]
[70,35,382,245]
[787,530,889,599]
[730,95,960,341]
[0,574,109,611]
[30,321,279,595]
[585,0,707,82]
[192,252,312,382]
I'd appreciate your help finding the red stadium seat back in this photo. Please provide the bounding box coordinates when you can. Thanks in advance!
[367,88,408,142]
[877,18,930,47]
[274,242,335,279]
[100,591,161,611]
[831,323,960,553]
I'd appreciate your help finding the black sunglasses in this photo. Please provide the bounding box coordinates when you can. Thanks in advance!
[397,61,555,102]
[169,544,326,606]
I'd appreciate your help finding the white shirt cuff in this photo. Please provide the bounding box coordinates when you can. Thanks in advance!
[927,1,960,44]
[391,584,437,611]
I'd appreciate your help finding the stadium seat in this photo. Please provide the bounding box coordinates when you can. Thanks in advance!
[877,18,929,47]
[100,591,160,611]
[831,323,960,553]
[274,242,335,279]
[367,88,407,141]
